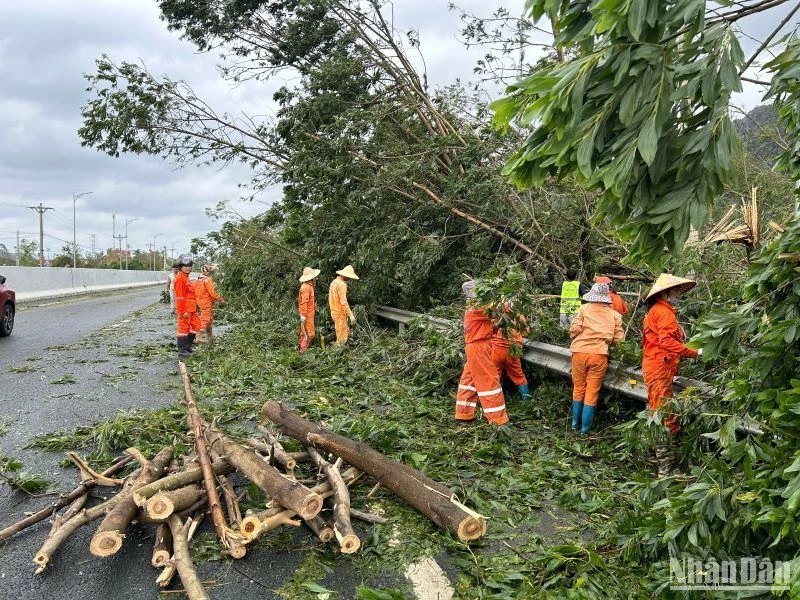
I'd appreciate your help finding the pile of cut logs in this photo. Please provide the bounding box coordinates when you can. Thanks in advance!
[0,363,486,599]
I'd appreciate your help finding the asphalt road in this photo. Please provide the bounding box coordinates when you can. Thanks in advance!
[0,290,415,600]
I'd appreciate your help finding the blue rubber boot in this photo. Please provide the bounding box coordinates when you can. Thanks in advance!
[518,384,531,401]
[571,401,583,430]
[580,404,596,435]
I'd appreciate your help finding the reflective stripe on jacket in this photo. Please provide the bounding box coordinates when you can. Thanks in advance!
[560,281,581,316]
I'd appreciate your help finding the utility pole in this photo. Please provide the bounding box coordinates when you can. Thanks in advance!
[28,203,53,266]
[112,212,125,270]
[72,191,92,269]
[153,233,162,271]
[125,218,137,270]
[91,234,96,255]
[16,230,20,267]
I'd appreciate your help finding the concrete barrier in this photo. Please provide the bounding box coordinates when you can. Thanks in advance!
[0,266,169,303]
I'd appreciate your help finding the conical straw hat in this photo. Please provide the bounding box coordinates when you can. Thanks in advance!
[336,265,360,280]
[299,266,321,282]
[645,273,696,301]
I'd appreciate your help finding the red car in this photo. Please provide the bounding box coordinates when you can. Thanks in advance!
[0,274,14,336]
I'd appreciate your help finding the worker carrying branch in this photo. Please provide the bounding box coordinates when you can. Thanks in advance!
[455,280,509,426]
[328,265,359,345]
[298,266,320,352]
[174,255,200,357]
[569,283,624,434]
[195,264,224,343]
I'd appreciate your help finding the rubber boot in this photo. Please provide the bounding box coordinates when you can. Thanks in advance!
[518,384,531,402]
[580,404,596,435]
[187,333,196,354]
[571,401,583,430]
[196,329,207,344]
[177,337,191,357]
[206,324,213,342]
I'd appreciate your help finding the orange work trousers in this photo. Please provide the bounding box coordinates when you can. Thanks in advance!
[456,340,508,425]
[332,312,349,344]
[571,352,609,407]
[198,302,213,329]
[177,311,201,336]
[299,314,316,345]
[643,356,681,435]
[492,344,527,386]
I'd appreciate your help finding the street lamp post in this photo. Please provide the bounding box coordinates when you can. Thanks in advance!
[125,218,138,270]
[72,191,92,268]
[153,233,162,271]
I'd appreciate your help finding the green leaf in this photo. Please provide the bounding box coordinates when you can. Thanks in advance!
[637,117,658,165]
[302,583,335,594]
[627,0,646,40]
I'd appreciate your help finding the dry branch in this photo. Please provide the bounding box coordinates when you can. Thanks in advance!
[179,361,247,559]
[132,461,232,507]
[350,508,387,525]
[90,446,174,557]
[307,446,360,553]
[167,515,209,600]
[0,455,132,543]
[262,401,486,541]
[257,425,298,470]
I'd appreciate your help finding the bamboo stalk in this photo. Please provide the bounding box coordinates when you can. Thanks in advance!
[0,455,132,543]
[167,515,209,600]
[180,362,247,559]
[152,523,173,568]
[90,446,174,557]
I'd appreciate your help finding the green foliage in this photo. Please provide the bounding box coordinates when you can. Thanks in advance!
[492,1,748,267]
[0,452,51,494]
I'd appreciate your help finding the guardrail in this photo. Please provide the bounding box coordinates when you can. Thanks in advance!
[374,305,709,403]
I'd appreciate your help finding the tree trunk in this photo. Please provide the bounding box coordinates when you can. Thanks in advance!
[262,401,486,541]
[205,424,322,520]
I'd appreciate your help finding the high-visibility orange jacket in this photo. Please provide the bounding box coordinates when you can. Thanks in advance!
[298,282,315,317]
[569,302,623,355]
[609,291,629,316]
[464,306,494,344]
[328,278,353,318]
[174,271,197,315]
[642,299,698,363]
[194,275,222,307]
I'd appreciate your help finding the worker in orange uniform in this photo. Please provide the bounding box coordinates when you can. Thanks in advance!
[329,265,359,345]
[195,264,224,343]
[174,255,201,357]
[298,266,320,352]
[569,283,624,434]
[594,276,629,316]
[492,306,531,401]
[642,274,701,437]
[455,280,509,426]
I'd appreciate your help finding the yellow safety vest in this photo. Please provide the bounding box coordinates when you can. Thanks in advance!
[560,281,581,316]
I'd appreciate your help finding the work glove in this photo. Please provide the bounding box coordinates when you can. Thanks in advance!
[696,348,703,357]
[300,315,307,323]
[349,314,356,325]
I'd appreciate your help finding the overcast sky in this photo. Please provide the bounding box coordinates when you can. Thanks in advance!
[0,1,789,263]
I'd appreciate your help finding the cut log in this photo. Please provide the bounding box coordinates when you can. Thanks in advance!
[132,461,232,507]
[257,425,297,470]
[211,449,242,526]
[262,401,486,541]
[157,513,203,589]
[304,515,335,543]
[90,446,174,557]
[180,361,247,559]
[205,424,322,520]
[167,515,209,600]
[146,484,205,521]
[0,455,132,543]
[307,446,360,553]
[349,508,387,525]
[152,523,173,568]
